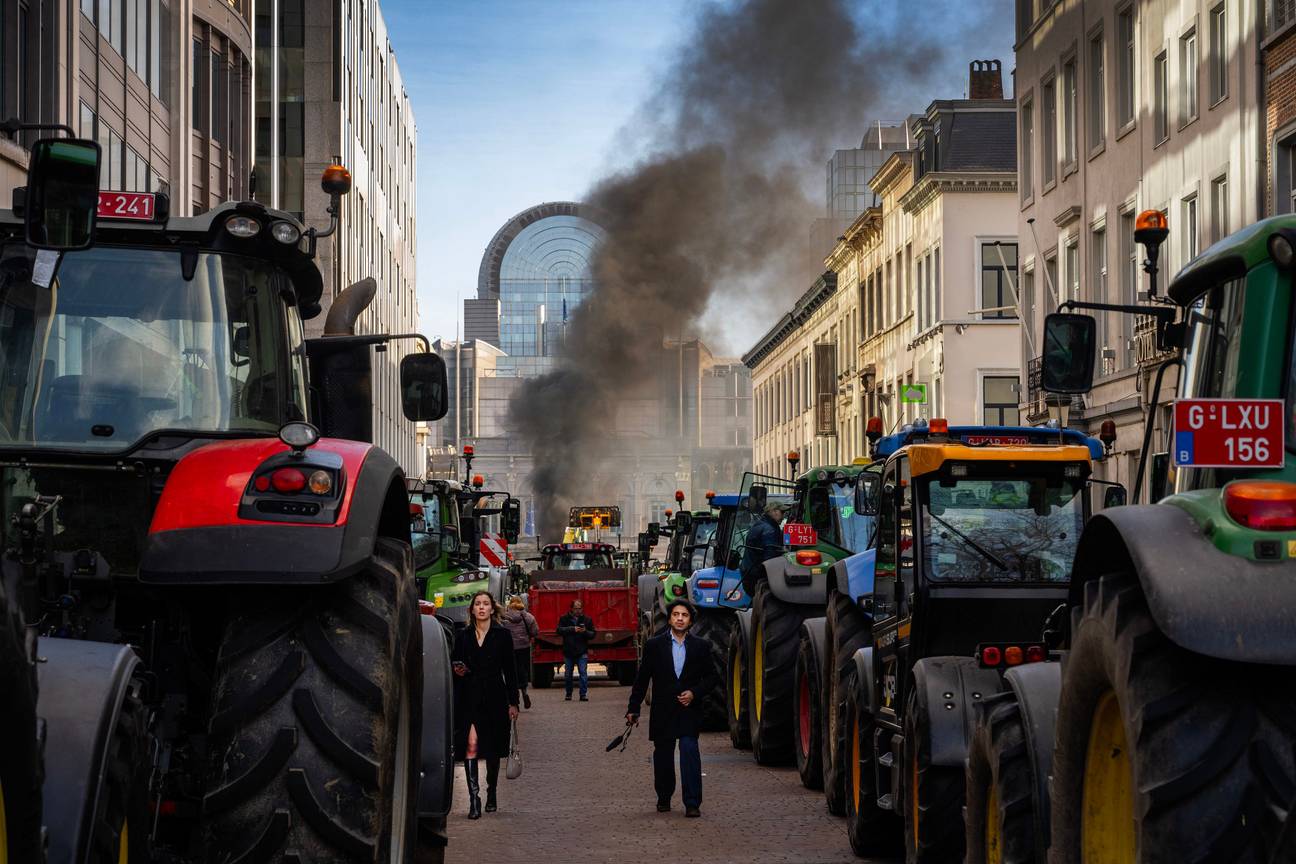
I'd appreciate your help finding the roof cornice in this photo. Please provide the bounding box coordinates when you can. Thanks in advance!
[899,171,1017,214]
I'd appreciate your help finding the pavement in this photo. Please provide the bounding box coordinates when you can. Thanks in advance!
[444,673,895,864]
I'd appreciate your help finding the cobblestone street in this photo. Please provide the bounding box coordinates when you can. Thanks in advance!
[444,675,895,864]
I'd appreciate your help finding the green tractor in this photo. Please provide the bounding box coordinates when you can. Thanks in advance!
[409,479,520,626]
[960,211,1296,863]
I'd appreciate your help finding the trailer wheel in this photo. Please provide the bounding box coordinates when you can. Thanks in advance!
[532,663,555,689]
[823,592,870,816]
[843,668,900,857]
[794,627,824,789]
[903,686,965,863]
[964,690,1037,864]
[202,538,422,864]
[748,582,800,765]
[1050,572,1296,864]
[726,618,751,749]
[690,610,730,731]
[0,581,41,864]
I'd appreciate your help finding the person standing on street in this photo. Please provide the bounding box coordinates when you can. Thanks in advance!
[557,599,596,701]
[740,501,786,596]
[625,599,718,817]
[503,595,539,709]
[452,591,520,818]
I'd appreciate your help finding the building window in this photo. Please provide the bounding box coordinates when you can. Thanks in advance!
[1154,51,1169,143]
[1043,76,1057,185]
[1182,194,1199,264]
[99,0,122,53]
[1180,28,1198,125]
[1210,4,1227,104]
[81,0,94,18]
[1275,0,1296,32]
[80,102,95,138]
[1211,174,1228,242]
[1092,229,1109,373]
[1065,238,1079,301]
[192,36,206,134]
[1046,256,1058,311]
[1118,6,1135,127]
[983,376,1018,425]
[1021,268,1036,350]
[1120,210,1137,367]
[1021,98,1034,200]
[981,242,1019,319]
[211,48,227,145]
[1062,57,1078,166]
[1088,31,1105,151]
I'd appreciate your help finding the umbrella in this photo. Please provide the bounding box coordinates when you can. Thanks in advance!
[606,721,636,752]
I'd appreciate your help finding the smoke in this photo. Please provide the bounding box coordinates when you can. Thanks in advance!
[509,0,1011,538]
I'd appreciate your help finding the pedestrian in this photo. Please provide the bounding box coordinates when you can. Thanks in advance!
[503,595,539,709]
[624,599,718,817]
[452,591,520,819]
[557,599,596,701]
[740,501,786,595]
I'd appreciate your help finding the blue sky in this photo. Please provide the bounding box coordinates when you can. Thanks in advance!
[382,0,692,340]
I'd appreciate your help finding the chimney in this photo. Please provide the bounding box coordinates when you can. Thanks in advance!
[969,59,1004,100]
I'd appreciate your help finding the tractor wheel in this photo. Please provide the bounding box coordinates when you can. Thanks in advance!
[690,610,730,731]
[651,602,667,637]
[0,579,41,864]
[793,627,824,789]
[202,538,422,864]
[1050,572,1296,864]
[823,591,870,816]
[843,667,901,857]
[726,618,751,749]
[747,582,801,765]
[89,679,151,864]
[964,689,1039,864]
[532,663,555,689]
[903,685,965,863]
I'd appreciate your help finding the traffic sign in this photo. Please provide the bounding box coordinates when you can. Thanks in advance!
[900,384,928,404]
[1173,398,1284,468]
[784,523,818,547]
[97,191,156,221]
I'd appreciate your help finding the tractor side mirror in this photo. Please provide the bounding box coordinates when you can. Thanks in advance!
[747,484,768,514]
[1103,485,1128,509]
[400,352,448,421]
[675,511,693,534]
[25,137,101,251]
[647,522,661,541]
[1041,312,1098,394]
[440,524,461,556]
[502,498,521,544]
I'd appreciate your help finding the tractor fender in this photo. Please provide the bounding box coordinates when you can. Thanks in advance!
[417,614,454,820]
[1071,504,1296,663]
[36,637,139,864]
[1003,661,1062,851]
[637,573,659,617]
[487,569,504,603]
[910,656,1006,768]
[687,565,724,610]
[763,555,828,606]
[832,549,877,603]
[801,617,828,671]
[849,646,878,716]
[735,607,753,646]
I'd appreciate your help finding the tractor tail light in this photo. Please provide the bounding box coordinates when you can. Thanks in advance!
[1004,646,1024,666]
[271,468,306,493]
[1223,481,1296,530]
[696,578,719,589]
[1026,645,1047,663]
[795,550,822,566]
[979,646,1002,666]
[671,583,686,596]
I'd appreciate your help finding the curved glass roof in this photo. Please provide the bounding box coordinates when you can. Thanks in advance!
[498,215,605,285]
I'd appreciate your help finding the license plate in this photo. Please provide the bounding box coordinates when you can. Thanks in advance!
[97,191,157,221]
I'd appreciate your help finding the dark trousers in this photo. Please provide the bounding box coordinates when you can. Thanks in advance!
[513,647,531,687]
[653,736,702,808]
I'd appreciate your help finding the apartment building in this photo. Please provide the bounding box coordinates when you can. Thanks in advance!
[1015,0,1260,498]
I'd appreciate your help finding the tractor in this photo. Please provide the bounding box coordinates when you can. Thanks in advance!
[961,212,1296,864]
[839,420,1103,862]
[644,491,720,638]
[0,133,453,863]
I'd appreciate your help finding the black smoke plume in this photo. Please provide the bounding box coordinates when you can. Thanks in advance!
[509,0,1010,538]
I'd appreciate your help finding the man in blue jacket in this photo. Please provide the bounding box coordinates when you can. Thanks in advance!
[625,599,718,817]
[740,501,785,596]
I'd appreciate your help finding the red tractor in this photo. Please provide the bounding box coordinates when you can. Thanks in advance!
[0,133,453,862]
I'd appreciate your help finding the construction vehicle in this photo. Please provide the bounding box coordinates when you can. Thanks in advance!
[0,134,453,862]
[527,542,639,687]
[960,212,1296,864]
[409,478,520,626]
[839,420,1103,861]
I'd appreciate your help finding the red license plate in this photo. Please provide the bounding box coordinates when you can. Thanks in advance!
[1173,398,1285,468]
[783,523,818,547]
[962,435,1030,446]
[97,191,156,221]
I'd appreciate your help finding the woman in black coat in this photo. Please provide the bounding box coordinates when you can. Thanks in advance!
[452,591,519,818]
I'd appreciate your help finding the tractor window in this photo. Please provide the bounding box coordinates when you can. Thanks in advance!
[411,494,443,570]
[546,551,614,570]
[828,483,877,553]
[874,458,912,619]
[689,518,718,571]
[920,477,1083,583]
[1179,279,1248,487]
[0,244,306,450]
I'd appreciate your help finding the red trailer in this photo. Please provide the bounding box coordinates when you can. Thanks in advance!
[527,543,639,687]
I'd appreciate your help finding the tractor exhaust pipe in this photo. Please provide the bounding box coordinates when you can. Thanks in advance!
[324,277,377,336]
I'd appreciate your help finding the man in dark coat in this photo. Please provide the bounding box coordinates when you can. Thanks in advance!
[557,599,596,701]
[625,599,719,817]
[740,501,786,596]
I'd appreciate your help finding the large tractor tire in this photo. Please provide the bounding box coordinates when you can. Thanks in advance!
[747,582,802,765]
[823,592,871,816]
[1050,573,1296,864]
[902,686,966,863]
[202,538,422,864]
[90,679,152,864]
[532,662,555,689]
[726,618,751,749]
[843,668,901,858]
[793,626,825,790]
[651,600,667,637]
[964,689,1039,864]
[690,610,730,731]
[0,580,42,864]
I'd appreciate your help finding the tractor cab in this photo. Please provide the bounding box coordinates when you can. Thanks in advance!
[541,542,616,571]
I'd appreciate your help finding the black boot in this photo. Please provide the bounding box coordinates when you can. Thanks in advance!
[485,758,500,812]
[466,760,482,819]
[522,687,531,710]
